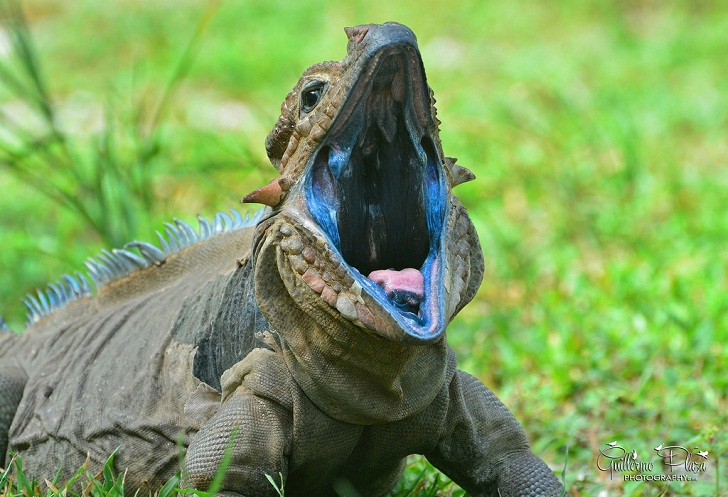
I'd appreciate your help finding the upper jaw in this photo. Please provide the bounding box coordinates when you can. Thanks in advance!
[296,26,449,342]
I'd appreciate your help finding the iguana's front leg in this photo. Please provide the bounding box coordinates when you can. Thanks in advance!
[184,349,293,496]
[0,363,28,466]
[426,370,563,497]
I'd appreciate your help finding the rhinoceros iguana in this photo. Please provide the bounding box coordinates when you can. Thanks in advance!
[0,22,563,497]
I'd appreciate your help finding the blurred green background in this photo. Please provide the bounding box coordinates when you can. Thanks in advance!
[0,0,726,495]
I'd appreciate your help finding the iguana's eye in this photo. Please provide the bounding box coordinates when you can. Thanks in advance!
[301,82,326,114]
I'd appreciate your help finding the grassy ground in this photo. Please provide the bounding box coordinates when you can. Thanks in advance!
[1,0,726,495]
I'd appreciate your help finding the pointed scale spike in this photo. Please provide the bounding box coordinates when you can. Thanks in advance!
[126,241,166,265]
[58,280,72,304]
[98,249,126,277]
[24,294,42,324]
[84,258,104,288]
[175,222,191,248]
[213,212,226,233]
[175,219,199,247]
[62,274,82,297]
[101,251,130,274]
[60,281,72,303]
[452,164,475,186]
[36,288,50,315]
[113,248,148,271]
[75,272,91,296]
[198,215,213,240]
[111,249,141,277]
[231,209,244,229]
[22,296,34,315]
[43,288,56,311]
[187,221,201,242]
[88,257,113,285]
[46,283,63,309]
[241,178,284,207]
[23,293,43,317]
[98,257,117,280]
[163,223,182,253]
[222,211,235,231]
[22,296,39,324]
[99,250,126,277]
[445,157,476,187]
[58,281,71,305]
[57,285,69,306]
[113,258,137,275]
[156,231,173,257]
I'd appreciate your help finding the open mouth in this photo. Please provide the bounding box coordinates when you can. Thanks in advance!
[304,47,447,339]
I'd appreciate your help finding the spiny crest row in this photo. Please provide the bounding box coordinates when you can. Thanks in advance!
[22,209,265,328]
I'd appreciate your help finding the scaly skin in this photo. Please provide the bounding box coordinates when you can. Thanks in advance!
[0,22,563,496]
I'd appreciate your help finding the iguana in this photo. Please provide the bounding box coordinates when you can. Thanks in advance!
[0,22,563,496]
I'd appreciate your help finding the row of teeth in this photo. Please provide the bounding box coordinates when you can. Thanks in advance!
[277,222,390,334]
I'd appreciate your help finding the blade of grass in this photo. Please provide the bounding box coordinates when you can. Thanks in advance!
[2,1,57,130]
[0,0,221,250]
[145,0,221,134]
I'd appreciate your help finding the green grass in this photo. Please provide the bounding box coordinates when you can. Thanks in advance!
[0,451,133,497]
[0,452,462,497]
[1,0,727,495]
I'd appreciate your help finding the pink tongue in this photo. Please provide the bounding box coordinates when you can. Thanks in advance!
[367,268,424,298]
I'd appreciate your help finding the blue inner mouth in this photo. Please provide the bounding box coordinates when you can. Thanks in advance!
[305,125,447,337]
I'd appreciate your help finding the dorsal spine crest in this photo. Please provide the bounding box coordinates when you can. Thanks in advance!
[22,209,265,327]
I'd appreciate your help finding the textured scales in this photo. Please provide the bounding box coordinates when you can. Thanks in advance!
[0,23,563,496]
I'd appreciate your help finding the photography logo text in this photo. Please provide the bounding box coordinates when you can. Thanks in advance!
[596,441,708,482]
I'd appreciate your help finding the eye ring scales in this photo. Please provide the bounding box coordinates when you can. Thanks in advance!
[301,82,326,114]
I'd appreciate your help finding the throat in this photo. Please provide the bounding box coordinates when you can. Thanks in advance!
[277,302,451,424]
